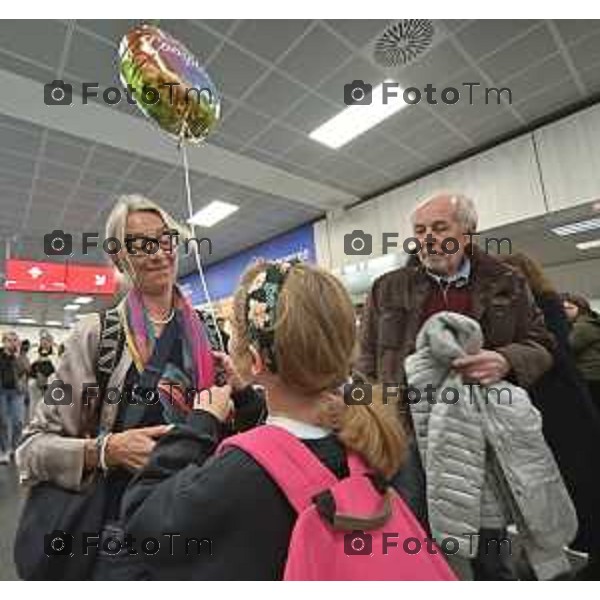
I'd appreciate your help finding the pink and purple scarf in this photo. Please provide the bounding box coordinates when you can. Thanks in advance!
[122,286,215,422]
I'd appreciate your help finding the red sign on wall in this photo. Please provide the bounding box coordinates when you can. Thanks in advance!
[65,263,116,295]
[4,259,116,295]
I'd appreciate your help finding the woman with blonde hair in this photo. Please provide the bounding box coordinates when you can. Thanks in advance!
[121,260,422,580]
[15,195,252,580]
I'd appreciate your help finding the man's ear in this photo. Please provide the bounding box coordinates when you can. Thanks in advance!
[249,344,266,376]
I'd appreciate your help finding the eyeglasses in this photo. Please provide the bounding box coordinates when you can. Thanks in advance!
[124,229,180,255]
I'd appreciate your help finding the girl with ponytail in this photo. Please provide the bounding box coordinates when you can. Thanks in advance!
[123,260,410,580]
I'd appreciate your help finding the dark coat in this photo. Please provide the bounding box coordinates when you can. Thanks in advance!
[357,246,555,392]
[122,411,350,580]
[530,293,600,554]
[571,312,600,382]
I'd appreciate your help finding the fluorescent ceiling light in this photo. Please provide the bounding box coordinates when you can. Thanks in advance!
[74,296,94,305]
[187,200,239,227]
[18,318,37,324]
[551,217,600,236]
[45,320,63,327]
[309,80,407,149]
[64,304,80,311]
[576,239,600,251]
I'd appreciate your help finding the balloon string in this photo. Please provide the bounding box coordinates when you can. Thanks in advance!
[180,142,225,353]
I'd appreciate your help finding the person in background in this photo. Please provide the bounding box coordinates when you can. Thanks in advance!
[358,193,555,580]
[354,303,365,330]
[501,253,600,580]
[0,331,28,464]
[19,339,31,424]
[28,332,57,413]
[216,317,231,354]
[563,293,600,414]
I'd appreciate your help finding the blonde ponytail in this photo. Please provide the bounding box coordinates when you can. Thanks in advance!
[232,261,408,479]
[338,385,407,479]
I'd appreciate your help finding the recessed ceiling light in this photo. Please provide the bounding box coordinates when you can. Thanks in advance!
[45,320,63,327]
[74,296,94,305]
[551,217,600,236]
[576,239,600,251]
[309,80,408,149]
[17,318,37,324]
[187,200,239,227]
[64,304,80,311]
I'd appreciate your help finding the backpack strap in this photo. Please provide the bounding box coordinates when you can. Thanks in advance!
[220,425,396,531]
[219,425,338,514]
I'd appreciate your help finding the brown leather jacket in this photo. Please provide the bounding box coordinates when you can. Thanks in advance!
[357,246,555,391]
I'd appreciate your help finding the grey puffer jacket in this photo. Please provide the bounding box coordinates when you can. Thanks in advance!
[404,311,578,580]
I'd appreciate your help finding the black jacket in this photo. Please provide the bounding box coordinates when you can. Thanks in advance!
[530,293,600,553]
[121,411,350,580]
[570,312,600,382]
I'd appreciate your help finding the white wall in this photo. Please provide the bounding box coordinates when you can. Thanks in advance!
[316,132,547,271]
[315,102,600,273]
[544,257,600,299]
[534,103,600,211]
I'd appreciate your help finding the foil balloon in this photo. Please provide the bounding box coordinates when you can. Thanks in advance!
[118,24,221,143]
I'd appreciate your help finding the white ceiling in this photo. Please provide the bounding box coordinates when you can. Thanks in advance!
[1,18,600,325]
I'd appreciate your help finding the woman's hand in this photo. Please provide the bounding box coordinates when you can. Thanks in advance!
[212,352,249,391]
[104,425,172,471]
[193,384,234,423]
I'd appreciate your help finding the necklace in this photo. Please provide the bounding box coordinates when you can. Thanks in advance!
[149,308,175,325]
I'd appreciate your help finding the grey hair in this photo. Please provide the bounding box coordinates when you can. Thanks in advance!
[104,194,187,283]
[105,194,184,247]
[411,192,478,233]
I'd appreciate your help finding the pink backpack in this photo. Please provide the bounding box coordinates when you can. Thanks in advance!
[219,425,457,581]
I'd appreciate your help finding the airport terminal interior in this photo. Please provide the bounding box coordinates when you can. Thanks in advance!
[1,18,600,582]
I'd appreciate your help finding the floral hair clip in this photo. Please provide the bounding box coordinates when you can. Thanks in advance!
[245,260,299,372]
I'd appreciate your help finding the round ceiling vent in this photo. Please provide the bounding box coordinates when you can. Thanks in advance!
[373,20,435,67]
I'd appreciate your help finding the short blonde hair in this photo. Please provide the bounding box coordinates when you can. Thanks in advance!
[411,192,478,233]
[105,194,184,248]
[104,194,188,283]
